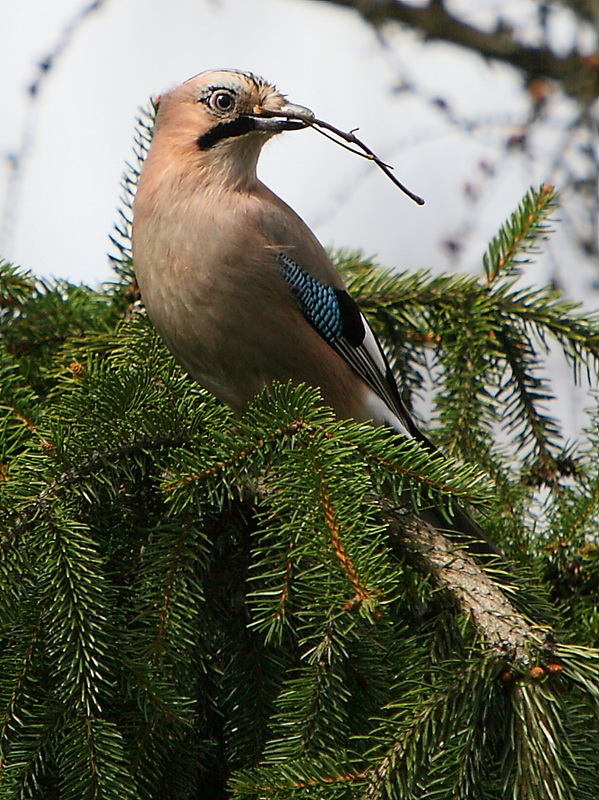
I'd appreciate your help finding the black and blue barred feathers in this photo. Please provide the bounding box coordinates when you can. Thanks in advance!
[277,252,343,343]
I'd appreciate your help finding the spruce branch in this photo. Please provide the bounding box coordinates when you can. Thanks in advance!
[57,717,139,800]
[40,514,114,716]
[0,701,61,799]
[164,418,311,494]
[335,187,599,478]
[109,101,156,287]
[364,659,498,800]
[0,260,36,310]
[493,281,599,377]
[495,324,564,474]
[230,754,366,797]
[0,611,44,724]
[149,518,195,668]
[509,681,575,800]
[2,433,189,549]
[483,185,558,283]
[320,478,377,609]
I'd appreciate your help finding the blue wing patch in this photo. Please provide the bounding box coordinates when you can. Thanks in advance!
[277,253,342,343]
[276,251,418,438]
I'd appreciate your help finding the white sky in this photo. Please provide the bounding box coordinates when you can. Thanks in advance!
[2,0,570,286]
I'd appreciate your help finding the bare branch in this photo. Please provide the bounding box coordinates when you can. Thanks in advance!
[385,505,547,665]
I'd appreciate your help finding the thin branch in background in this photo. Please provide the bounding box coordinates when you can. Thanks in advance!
[377,24,598,271]
[0,1,109,253]
[306,0,599,102]
[306,0,599,283]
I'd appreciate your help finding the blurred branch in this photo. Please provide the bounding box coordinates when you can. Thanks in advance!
[557,0,599,28]
[305,0,599,103]
[1,1,109,252]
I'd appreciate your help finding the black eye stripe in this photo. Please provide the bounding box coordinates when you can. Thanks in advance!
[197,116,257,149]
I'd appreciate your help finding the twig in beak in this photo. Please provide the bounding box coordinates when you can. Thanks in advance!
[307,116,425,206]
[259,108,425,206]
[303,123,394,168]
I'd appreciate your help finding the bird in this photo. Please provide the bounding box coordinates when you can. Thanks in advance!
[132,69,499,555]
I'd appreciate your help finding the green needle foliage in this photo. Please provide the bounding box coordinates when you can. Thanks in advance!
[1,150,599,800]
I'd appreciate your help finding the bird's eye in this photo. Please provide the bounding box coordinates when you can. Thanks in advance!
[209,90,236,113]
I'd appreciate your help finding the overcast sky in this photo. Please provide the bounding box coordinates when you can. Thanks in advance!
[2,0,558,287]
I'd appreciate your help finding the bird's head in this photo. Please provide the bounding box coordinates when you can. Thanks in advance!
[150,70,314,184]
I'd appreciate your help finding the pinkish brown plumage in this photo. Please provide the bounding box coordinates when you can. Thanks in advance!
[132,69,501,556]
[132,70,412,430]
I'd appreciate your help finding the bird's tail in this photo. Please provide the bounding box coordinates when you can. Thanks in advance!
[385,412,503,558]
[419,502,503,559]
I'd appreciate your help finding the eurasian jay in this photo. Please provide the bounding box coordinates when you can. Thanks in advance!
[132,69,498,554]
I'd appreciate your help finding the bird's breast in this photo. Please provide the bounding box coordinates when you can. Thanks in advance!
[133,193,298,409]
[132,175,357,415]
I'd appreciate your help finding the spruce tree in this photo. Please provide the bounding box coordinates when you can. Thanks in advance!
[1,110,598,799]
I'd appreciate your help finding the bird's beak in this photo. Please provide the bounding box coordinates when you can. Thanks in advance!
[247,101,315,132]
